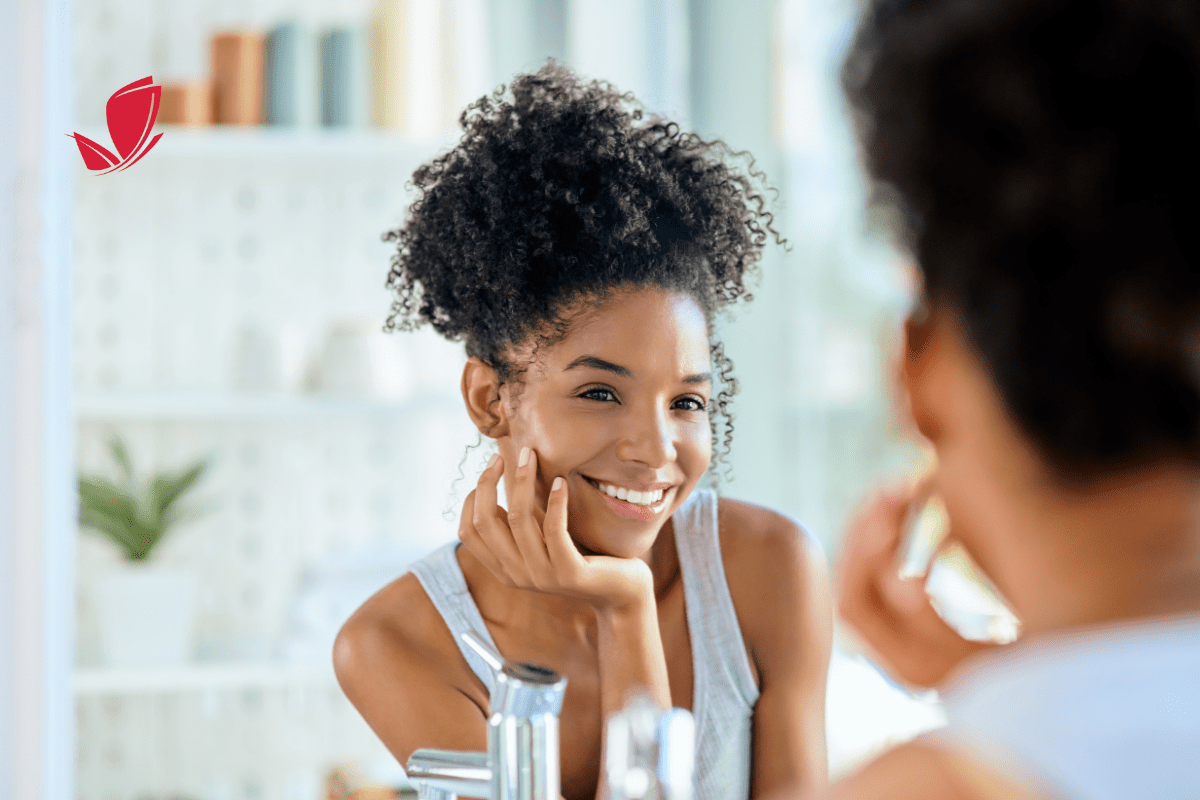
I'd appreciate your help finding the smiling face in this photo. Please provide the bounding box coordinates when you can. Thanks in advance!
[486,286,714,559]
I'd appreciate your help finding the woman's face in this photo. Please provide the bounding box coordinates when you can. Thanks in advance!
[497,286,714,559]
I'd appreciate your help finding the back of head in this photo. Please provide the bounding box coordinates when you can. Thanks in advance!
[844,0,1200,477]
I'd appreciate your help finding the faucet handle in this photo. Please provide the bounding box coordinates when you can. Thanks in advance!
[656,709,695,800]
[461,630,506,675]
[462,629,568,719]
[605,695,695,800]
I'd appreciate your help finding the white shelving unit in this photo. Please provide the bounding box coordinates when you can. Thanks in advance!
[75,390,458,421]
[72,104,473,800]
[80,126,458,160]
[75,662,337,695]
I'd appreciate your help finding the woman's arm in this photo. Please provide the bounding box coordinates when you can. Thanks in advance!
[332,575,491,766]
[816,739,1044,800]
[720,502,834,799]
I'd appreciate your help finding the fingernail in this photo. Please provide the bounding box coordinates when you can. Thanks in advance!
[519,446,530,468]
[487,453,499,469]
[552,476,563,491]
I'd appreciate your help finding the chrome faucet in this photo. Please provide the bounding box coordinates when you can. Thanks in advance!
[406,631,696,800]
[406,631,569,800]
[605,694,695,800]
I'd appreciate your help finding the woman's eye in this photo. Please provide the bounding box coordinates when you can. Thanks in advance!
[579,387,618,402]
[674,396,708,412]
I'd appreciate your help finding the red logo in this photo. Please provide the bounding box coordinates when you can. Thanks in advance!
[68,76,163,174]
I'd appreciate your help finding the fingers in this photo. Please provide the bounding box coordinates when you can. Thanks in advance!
[461,447,566,592]
[468,454,528,584]
[458,488,505,576]
[507,447,553,583]
[839,486,911,572]
[837,484,981,689]
[837,490,908,631]
[542,475,581,571]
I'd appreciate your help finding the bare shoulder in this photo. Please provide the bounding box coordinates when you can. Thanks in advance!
[826,740,1045,800]
[333,567,490,762]
[334,569,485,704]
[716,498,824,569]
[715,498,831,683]
[716,498,828,608]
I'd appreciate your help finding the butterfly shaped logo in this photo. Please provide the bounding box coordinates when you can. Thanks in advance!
[68,76,164,174]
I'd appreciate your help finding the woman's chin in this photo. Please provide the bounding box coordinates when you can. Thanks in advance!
[570,526,660,560]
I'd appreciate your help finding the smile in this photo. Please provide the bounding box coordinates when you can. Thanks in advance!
[581,476,673,521]
[587,479,664,506]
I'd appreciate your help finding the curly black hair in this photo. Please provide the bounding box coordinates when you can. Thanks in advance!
[844,0,1200,477]
[383,62,780,472]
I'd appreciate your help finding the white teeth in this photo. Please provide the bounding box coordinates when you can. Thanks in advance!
[593,481,667,507]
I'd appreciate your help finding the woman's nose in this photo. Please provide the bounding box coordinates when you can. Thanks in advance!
[615,407,677,468]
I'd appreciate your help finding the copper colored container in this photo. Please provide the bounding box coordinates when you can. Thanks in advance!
[159,81,213,125]
[211,30,264,124]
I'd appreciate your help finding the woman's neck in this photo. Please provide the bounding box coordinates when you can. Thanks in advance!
[989,461,1200,636]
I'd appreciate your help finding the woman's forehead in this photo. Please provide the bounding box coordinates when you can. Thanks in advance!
[548,289,711,370]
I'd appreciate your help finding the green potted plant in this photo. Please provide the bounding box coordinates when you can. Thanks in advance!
[78,437,210,667]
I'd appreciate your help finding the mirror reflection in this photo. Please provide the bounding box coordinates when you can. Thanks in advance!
[69,2,940,799]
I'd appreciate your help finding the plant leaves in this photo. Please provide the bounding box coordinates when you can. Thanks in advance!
[79,506,155,560]
[149,460,208,521]
[78,475,136,522]
[107,438,134,485]
[77,477,158,560]
[78,439,210,562]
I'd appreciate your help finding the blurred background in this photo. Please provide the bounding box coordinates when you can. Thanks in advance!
[58,0,944,798]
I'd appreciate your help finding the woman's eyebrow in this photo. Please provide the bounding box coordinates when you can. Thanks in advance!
[563,356,711,385]
[564,355,632,376]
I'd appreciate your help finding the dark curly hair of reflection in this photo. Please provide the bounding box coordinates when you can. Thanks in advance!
[844,0,1200,477]
[383,62,781,475]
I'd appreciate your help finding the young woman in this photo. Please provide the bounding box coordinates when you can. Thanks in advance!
[334,64,832,800]
[827,1,1200,798]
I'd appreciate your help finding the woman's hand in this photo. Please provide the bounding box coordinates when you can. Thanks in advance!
[459,447,655,614]
[837,481,996,690]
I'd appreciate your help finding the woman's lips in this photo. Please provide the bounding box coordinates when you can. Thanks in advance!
[582,476,672,522]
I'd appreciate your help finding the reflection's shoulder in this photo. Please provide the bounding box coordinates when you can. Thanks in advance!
[336,568,475,685]
[714,496,827,601]
[336,573,427,661]
[826,739,1042,800]
[715,496,819,555]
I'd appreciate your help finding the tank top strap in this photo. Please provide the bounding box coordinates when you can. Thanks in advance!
[672,489,760,708]
[407,542,500,695]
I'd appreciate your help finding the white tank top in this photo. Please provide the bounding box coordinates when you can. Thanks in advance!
[927,614,1200,800]
[407,489,761,800]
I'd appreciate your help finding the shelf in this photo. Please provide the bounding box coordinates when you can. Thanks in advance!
[72,126,457,162]
[74,390,458,421]
[74,661,336,695]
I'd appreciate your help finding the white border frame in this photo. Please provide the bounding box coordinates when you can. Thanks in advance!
[1,0,75,797]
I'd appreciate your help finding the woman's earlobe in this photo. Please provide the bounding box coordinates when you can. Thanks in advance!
[462,357,510,438]
[901,310,945,444]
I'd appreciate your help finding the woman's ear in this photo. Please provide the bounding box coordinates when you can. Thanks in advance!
[900,299,945,444]
[462,357,509,439]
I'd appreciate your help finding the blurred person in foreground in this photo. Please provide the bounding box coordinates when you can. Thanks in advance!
[826,1,1200,798]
